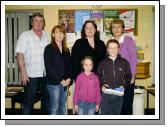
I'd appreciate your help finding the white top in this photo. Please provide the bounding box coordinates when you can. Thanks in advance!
[111,34,125,44]
[15,30,50,77]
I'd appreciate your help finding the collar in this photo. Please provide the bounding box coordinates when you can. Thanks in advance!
[82,72,94,77]
[111,34,125,44]
[118,34,125,44]
[107,54,121,62]
[31,29,43,36]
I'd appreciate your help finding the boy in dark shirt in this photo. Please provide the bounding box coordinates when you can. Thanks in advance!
[97,39,132,115]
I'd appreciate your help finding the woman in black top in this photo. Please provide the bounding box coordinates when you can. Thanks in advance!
[44,25,71,115]
[71,20,106,80]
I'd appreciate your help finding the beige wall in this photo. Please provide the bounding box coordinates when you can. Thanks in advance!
[5,5,155,109]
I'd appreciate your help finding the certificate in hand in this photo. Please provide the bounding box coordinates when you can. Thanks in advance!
[103,87,124,96]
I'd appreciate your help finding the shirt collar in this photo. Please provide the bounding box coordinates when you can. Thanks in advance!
[119,34,125,43]
[111,34,125,44]
[31,29,44,36]
[82,72,94,77]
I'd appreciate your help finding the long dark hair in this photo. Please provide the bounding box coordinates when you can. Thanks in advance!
[51,25,68,53]
[81,20,100,40]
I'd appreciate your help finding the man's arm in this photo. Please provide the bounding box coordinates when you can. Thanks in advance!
[16,53,29,86]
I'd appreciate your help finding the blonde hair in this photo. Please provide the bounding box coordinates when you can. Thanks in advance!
[81,56,94,67]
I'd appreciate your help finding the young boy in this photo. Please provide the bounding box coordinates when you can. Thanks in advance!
[97,39,132,115]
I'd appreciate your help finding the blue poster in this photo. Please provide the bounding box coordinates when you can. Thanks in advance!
[75,10,91,32]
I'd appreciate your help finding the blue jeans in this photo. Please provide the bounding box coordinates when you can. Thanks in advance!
[78,100,96,115]
[23,77,49,115]
[100,93,123,115]
[47,84,67,115]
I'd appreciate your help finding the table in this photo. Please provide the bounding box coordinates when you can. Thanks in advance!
[5,85,41,114]
[5,85,24,112]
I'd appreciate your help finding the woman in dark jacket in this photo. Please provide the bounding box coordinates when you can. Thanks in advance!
[71,20,106,80]
[44,25,71,115]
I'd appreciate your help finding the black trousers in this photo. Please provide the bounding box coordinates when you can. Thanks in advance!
[121,83,135,115]
[23,77,49,115]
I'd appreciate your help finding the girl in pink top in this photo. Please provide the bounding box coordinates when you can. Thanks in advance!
[73,56,101,115]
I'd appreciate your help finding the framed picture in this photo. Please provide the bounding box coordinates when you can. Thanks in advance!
[59,9,138,35]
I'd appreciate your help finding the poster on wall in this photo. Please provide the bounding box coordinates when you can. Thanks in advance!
[103,10,119,33]
[59,10,75,33]
[75,10,91,32]
[59,9,137,35]
[91,10,103,33]
[119,10,136,37]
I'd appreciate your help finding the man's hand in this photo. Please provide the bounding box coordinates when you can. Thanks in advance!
[21,72,29,86]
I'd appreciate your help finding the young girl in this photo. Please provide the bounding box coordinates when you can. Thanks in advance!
[97,39,132,115]
[44,25,71,115]
[73,56,101,115]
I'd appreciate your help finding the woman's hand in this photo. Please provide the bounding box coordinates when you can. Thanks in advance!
[65,78,71,86]
[130,77,135,84]
[60,79,66,87]
[61,78,71,87]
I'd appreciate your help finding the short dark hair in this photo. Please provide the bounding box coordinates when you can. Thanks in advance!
[81,20,100,40]
[106,39,120,49]
[31,13,45,29]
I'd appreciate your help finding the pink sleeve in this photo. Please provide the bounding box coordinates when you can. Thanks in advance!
[73,76,80,105]
[95,76,101,105]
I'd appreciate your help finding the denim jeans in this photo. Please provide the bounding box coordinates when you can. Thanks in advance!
[78,100,96,115]
[47,84,67,115]
[23,77,49,115]
[100,93,123,115]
